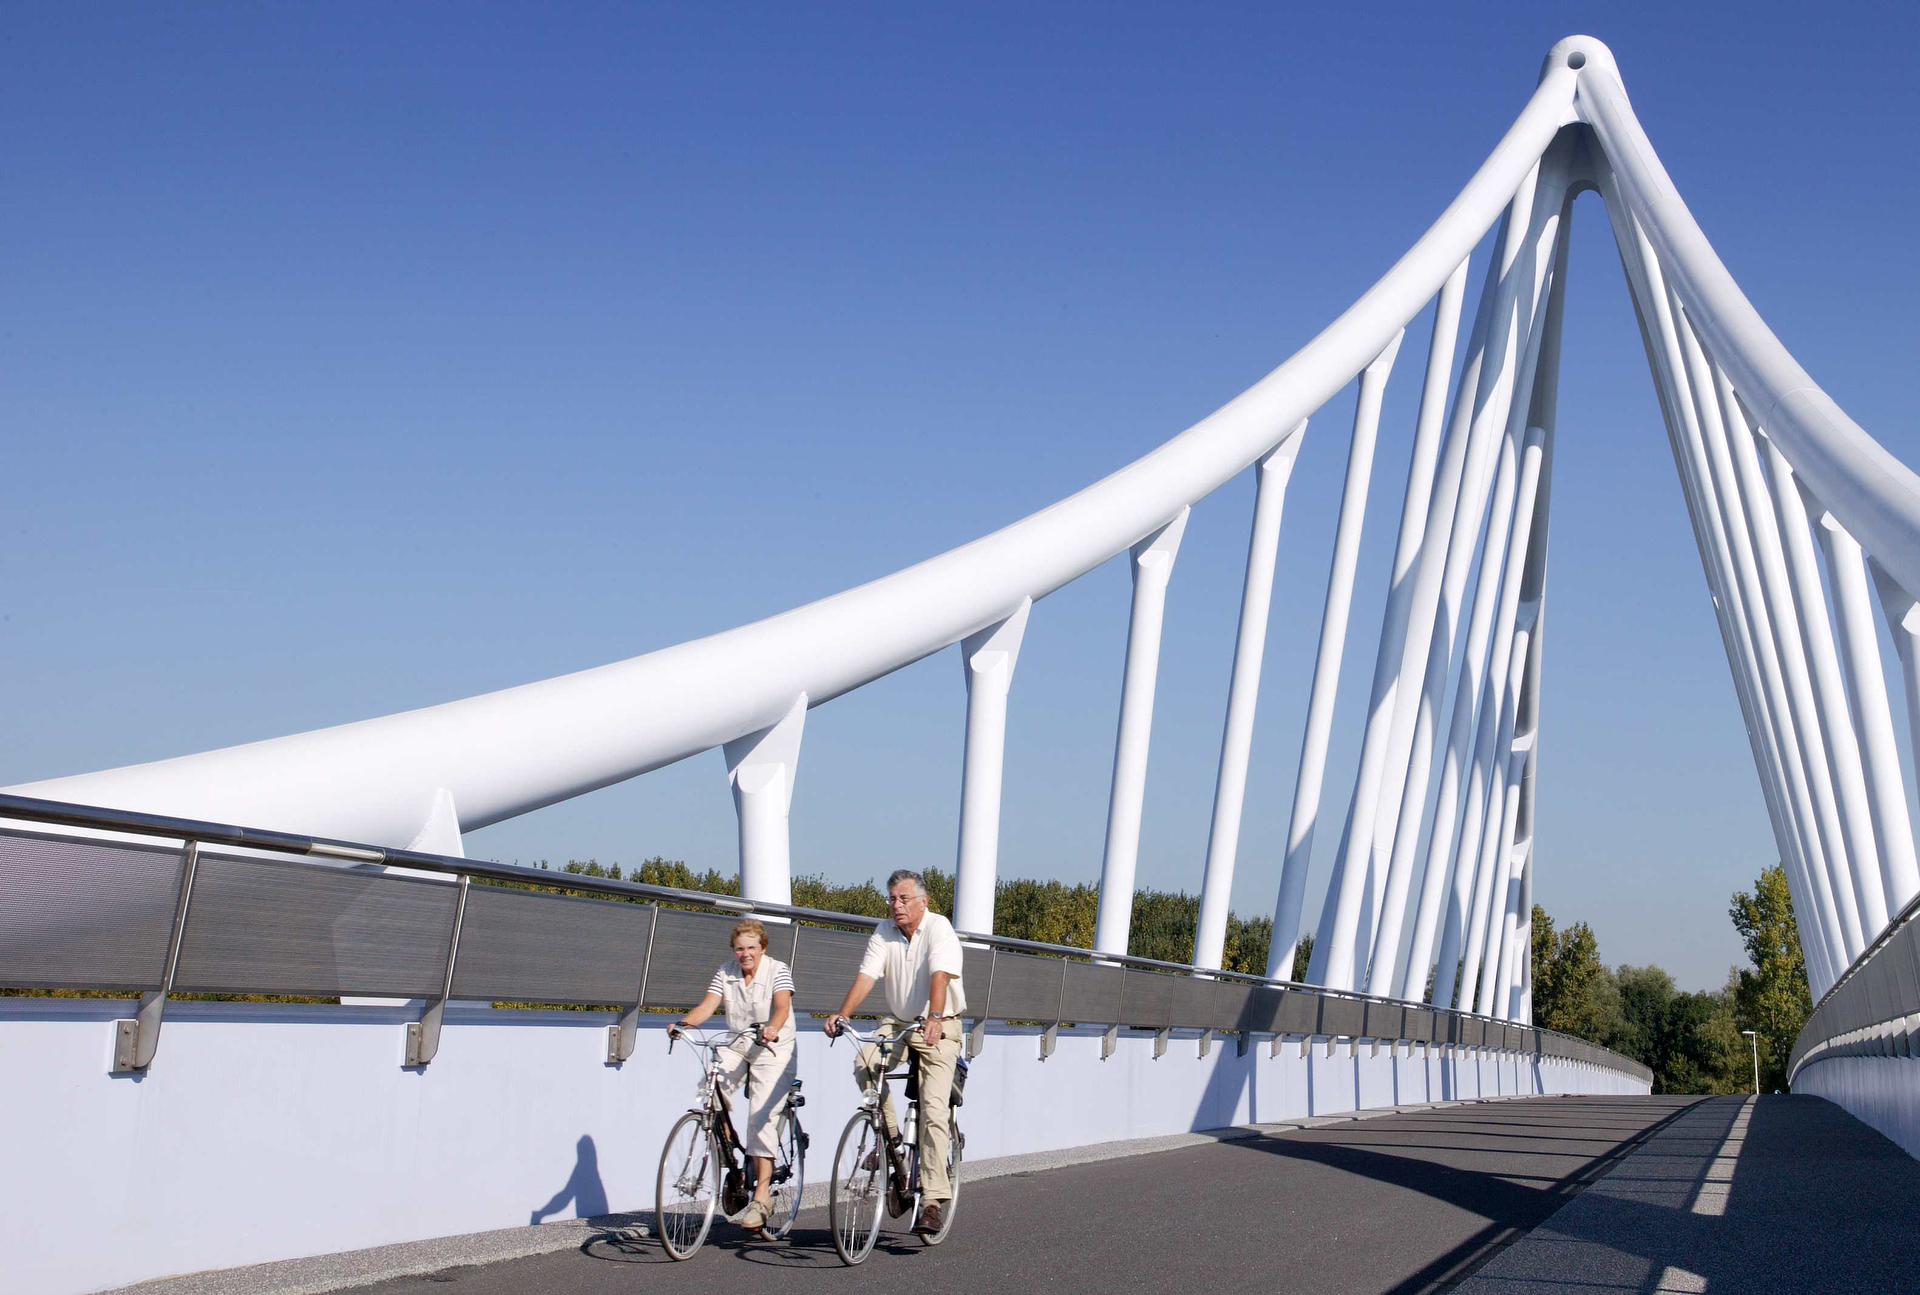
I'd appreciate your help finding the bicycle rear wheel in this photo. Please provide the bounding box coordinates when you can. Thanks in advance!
[656,1112,719,1260]
[765,1110,805,1239]
[828,1110,886,1265]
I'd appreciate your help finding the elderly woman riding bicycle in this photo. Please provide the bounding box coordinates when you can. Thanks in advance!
[669,918,797,1232]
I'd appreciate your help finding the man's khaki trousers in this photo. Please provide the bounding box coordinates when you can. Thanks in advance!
[854,1020,960,1201]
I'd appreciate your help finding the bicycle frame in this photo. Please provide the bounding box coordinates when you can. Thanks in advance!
[832,1021,961,1211]
[669,1027,805,1222]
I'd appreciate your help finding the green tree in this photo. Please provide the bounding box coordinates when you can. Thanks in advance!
[1598,963,1743,1094]
[1529,904,1609,1037]
[992,878,1097,947]
[1729,862,1812,1091]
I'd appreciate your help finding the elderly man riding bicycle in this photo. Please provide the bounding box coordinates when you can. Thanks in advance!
[824,868,966,1237]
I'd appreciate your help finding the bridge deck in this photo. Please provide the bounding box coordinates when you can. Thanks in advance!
[117,1094,1919,1295]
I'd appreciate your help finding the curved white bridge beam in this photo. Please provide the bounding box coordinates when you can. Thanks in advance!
[7,53,1583,859]
[13,38,1920,1043]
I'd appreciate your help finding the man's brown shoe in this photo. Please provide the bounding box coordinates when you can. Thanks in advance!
[913,1200,944,1234]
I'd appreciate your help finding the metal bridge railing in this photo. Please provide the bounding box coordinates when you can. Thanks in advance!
[0,792,1649,1086]
[1789,885,1920,1084]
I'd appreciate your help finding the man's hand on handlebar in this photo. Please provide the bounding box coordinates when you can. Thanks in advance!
[921,1016,945,1045]
[825,1013,848,1038]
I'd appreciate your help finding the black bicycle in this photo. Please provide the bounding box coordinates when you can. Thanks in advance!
[826,1021,965,1264]
[655,1027,808,1260]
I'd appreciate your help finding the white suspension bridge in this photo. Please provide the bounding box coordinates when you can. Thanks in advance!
[6,33,1920,1294]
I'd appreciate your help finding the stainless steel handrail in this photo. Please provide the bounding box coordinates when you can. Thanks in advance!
[0,792,1648,1081]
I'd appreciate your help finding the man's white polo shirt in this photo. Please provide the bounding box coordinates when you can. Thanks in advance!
[857,911,968,1021]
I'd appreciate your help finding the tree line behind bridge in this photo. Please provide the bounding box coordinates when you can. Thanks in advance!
[531,856,1810,1096]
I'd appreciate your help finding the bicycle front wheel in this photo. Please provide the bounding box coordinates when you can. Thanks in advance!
[656,1112,720,1260]
[765,1109,805,1239]
[828,1110,886,1265]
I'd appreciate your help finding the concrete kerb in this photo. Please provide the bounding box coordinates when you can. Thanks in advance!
[102,1095,1541,1295]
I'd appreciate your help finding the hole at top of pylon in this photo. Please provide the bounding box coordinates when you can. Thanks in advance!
[1565,51,1587,69]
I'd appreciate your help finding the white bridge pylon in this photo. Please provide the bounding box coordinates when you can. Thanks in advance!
[16,36,1920,1014]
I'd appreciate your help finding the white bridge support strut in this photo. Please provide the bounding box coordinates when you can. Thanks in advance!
[14,39,1920,1072]
[1194,431,1305,970]
[952,598,1033,935]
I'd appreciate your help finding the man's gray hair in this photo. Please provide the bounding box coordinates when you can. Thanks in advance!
[885,868,929,898]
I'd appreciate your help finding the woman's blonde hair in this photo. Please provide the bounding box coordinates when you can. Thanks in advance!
[730,918,770,950]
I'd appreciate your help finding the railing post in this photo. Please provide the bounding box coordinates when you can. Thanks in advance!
[1194,430,1304,970]
[1094,508,1190,956]
[607,904,660,1064]
[954,599,1032,936]
[1101,964,1126,1061]
[111,839,200,1073]
[1040,957,1066,1061]
[967,946,997,1060]
[724,694,808,906]
[405,874,470,1068]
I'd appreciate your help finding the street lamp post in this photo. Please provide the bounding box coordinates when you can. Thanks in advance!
[1742,1029,1760,1095]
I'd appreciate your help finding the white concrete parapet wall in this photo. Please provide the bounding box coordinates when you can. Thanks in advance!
[2,999,1646,1295]
[1790,1055,1920,1160]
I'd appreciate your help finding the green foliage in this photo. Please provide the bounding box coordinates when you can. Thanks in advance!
[1529,905,1613,1041]
[1729,862,1811,1092]
[990,877,1095,947]
[1525,905,1759,1096]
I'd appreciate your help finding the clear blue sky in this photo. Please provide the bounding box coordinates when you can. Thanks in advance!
[7,3,1918,991]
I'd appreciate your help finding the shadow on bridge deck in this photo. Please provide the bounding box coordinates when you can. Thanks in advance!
[111,1094,1918,1295]
[1457,1094,1920,1293]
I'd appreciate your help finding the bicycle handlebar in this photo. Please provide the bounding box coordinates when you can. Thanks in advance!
[666,1025,765,1056]
[827,1016,928,1047]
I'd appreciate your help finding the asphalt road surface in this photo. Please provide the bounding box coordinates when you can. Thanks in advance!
[351,1095,1704,1295]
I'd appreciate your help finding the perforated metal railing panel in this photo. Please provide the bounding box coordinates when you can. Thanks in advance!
[450,887,652,1005]
[1363,1000,1405,1040]
[0,829,183,990]
[1211,980,1252,1032]
[1119,967,1174,1027]
[977,950,1061,1022]
[640,908,749,1007]
[1277,990,1319,1035]
[1167,973,1217,1028]
[0,813,1649,1081]
[172,854,458,997]
[1230,984,1286,1034]
[1060,960,1123,1024]
[1794,914,1920,1075]
[788,924,874,1013]
[1317,995,1365,1038]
